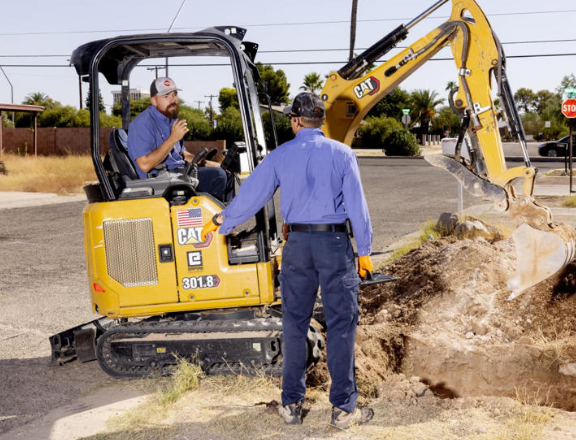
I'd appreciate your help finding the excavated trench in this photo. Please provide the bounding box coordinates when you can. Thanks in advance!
[308,233,576,411]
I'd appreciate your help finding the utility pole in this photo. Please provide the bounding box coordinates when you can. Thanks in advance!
[204,94,217,127]
[194,100,205,110]
[146,66,166,79]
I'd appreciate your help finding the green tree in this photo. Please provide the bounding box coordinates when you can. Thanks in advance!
[431,106,460,135]
[213,107,244,148]
[410,89,444,135]
[99,112,122,128]
[39,104,88,127]
[445,81,457,92]
[300,72,323,93]
[262,111,293,148]
[256,63,290,105]
[1,112,14,128]
[23,91,56,110]
[112,96,151,119]
[17,92,57,127]
[367,87,411,119]
[535,90,555,114]
[514,87,537,113]
[356,116,403,149]
[218,87,239,111]
[179,106,212,140]
[385,129,420,157]
[86,89,105,113]
[555,73,576,96]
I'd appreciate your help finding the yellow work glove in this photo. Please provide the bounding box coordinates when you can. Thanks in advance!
[358,255,373,278]
[201,215,221,242]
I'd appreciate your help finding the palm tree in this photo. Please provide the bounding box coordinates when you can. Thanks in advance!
[410,89,444,135]
[300,73,324,94]
[23,92,55,110]
[445,81,457,92]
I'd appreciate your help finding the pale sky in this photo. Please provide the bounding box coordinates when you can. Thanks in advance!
[0,0,575,112]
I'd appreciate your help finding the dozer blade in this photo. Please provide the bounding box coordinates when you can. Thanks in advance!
[508,223,576,300]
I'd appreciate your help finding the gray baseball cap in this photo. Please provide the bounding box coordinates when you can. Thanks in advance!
[150,77,181,97]
[283,92,325,118]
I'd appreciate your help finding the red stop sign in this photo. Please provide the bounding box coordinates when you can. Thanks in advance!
[562,99,576,118]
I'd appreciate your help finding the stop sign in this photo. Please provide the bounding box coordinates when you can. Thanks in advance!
[562,99,576,118]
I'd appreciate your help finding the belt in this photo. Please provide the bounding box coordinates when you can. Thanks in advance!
[288,223,347,233]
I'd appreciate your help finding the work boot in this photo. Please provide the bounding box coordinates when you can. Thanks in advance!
[330,406,374,429]
[278,401,303,425]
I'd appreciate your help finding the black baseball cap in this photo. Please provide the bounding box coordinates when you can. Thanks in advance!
[283,92,325,118]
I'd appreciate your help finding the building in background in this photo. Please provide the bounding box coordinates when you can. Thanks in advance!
[111,89,150,105]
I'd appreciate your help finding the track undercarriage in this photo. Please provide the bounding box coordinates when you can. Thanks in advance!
[51,308,325,379]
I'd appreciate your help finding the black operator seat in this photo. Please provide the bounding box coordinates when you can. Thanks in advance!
[109,129,139,181]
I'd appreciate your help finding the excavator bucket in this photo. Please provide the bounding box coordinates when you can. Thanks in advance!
[508,223,576,300]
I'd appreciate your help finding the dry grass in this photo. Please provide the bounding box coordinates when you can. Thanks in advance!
[490,388,553,440]
[563,195,576,208]
[81,358,204,440]
[0,153,96,194]
[531,329,572,369]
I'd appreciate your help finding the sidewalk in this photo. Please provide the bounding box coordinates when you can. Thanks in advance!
[0,191,85,210]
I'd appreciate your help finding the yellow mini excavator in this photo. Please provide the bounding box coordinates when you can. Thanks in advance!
[50,0,576,378]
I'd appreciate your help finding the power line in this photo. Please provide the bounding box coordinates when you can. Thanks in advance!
[0,9,575,37]
[2,37,576,59]
[2,51,576,70]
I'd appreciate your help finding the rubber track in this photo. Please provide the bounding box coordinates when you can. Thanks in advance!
[96,318,284,378]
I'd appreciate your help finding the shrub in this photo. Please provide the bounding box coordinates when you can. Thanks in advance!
[357,116,403,149]
[384,129,421,156]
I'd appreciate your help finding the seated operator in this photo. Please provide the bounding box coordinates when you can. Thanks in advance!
[127,77,229,201]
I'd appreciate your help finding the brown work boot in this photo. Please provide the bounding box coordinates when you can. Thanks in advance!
[330,406,374,429]
[278,401,303,425]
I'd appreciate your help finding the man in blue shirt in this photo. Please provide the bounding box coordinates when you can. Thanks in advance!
[201,92,374,429]
[127,77,229,200]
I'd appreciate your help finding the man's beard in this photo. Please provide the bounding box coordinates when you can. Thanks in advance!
[159,103,179,119]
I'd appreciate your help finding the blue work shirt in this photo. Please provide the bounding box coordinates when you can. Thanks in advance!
[127,105,186,179]
[220,128,373,256]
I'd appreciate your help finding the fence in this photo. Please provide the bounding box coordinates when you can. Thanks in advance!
[0,127,226,157]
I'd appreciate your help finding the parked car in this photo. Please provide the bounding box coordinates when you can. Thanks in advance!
[538,135,576,157]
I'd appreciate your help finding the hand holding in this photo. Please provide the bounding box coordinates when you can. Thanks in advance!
[357,255,373,278]
[201,219,220,242]
[171,119,188,141]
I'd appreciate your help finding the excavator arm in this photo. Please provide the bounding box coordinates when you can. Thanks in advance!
[321,0,576,298]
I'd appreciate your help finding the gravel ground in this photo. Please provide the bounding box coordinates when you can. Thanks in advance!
[0,202,113,434]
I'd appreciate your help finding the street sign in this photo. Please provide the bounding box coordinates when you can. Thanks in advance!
[562,99,576,118]
[545,121,551,128]
[401,114,411,125]
[563,88,576,101]
[402,108,410,115]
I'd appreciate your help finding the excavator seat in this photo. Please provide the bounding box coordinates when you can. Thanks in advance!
[108,129,139,181]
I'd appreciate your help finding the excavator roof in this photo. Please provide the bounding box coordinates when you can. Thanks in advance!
[70,26,257,85]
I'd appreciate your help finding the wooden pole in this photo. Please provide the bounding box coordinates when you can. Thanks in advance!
[0,113,3,155]
[34,114,38,157]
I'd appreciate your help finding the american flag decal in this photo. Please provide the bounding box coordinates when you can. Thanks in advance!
[177,208,203,227]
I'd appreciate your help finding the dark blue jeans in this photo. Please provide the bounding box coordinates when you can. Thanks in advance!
[280,230,360,413]
[196,167,234,201]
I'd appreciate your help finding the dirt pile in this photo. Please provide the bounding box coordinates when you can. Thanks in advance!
[312,231,576,411]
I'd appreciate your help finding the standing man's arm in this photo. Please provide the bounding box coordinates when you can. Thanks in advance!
[341,154,374,277]
[201,155,279,240]
[135,119,188,173]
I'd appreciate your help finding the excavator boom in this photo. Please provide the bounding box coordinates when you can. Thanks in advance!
[321,0,576,297]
